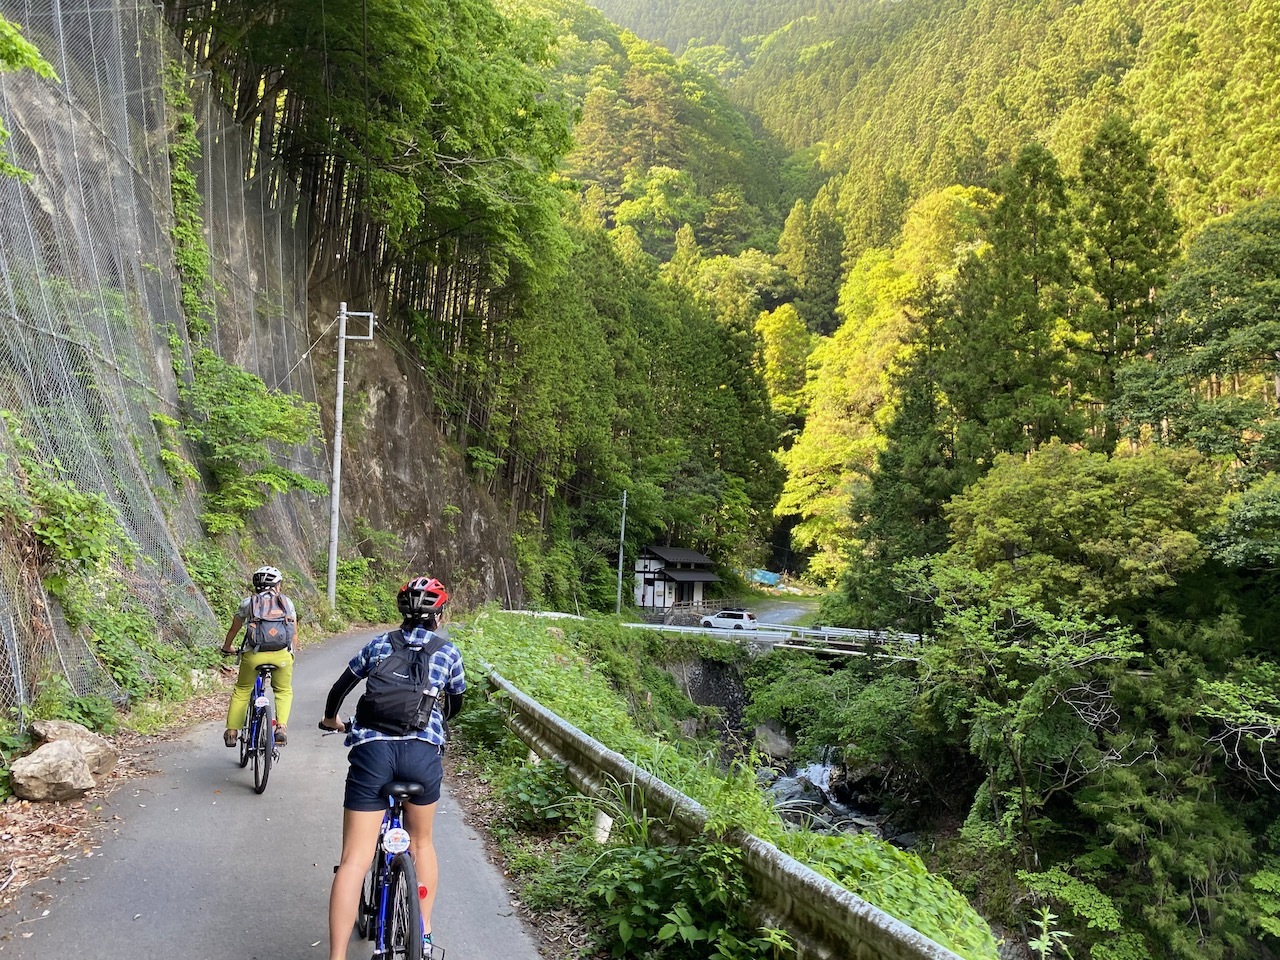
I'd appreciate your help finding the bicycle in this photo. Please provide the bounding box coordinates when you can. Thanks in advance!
[321,722,442,960]
[237,662,280,794]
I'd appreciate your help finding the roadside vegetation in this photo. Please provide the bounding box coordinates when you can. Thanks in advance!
[449,610,999,959]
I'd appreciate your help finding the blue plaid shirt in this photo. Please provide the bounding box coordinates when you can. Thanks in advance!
[344,626,466,748]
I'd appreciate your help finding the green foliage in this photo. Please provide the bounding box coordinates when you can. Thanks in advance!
[0,411,134,595]
[454,610,998,957]
[1018,868,1123,934]
[1117,196,1280,479]
[162,61,213,337]
[780,829,999,959]
[150,413,200,488]
[497,760,580,828]
[586,838,793,960]
[64,590,193,701]
[0,15,57,181]
[467,446,503,482]
[178,348,325,533]
[31,674,118,733]
[1026,908,1075,960]
[332,555,399,624]
[180,541,242,616]
[942,441,1224,615]
[0,721,33,800]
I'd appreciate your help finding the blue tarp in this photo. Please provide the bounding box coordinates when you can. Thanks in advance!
[751,569,782,587]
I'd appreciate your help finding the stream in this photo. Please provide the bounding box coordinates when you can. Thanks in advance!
[759,755,919,850]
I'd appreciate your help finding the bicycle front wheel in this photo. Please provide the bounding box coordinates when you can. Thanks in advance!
[387,852,424,960]
[355,859,378,940]
[252,702,274,794]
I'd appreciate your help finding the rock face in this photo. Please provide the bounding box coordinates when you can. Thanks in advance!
[31,719,119,777]
[307,306,524,612]
[9,740,96,801]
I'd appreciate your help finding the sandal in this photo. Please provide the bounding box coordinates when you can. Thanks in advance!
[274,725,288,745]
[223,729,238,748]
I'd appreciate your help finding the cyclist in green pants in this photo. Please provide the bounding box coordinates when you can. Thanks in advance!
[220,565,297,746]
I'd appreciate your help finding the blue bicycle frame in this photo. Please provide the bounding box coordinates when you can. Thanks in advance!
[238,663,278,793]
[359,781,431,959]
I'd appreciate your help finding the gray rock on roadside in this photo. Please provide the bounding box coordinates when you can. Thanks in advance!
[32,718,119,777]
[9,739,96,800]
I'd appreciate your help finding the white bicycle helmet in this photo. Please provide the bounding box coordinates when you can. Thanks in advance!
[252,565,283,591]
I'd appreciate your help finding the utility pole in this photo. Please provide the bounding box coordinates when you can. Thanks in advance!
[326,301,375,608]
[615,489,627,614]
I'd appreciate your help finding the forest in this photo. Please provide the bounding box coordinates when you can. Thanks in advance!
[3,0,1278,954]
[557,1,1280,956]
[583,2,1280,958]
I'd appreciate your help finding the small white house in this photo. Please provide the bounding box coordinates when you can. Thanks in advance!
[634,545,721,610]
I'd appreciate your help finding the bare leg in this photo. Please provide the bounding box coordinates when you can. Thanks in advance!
[329,808,384,960]
[405,801,440,934]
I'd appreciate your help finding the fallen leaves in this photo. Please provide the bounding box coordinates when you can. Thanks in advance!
[0,672,231,916]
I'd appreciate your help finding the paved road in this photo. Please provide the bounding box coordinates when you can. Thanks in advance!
[0,629,542,960]
[749,597,819,625]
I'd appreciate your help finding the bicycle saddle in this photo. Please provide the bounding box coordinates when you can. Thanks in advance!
[256,663,280,673]
[382,781,426,800]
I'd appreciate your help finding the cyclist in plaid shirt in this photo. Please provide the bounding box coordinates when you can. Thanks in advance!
[320,575,465,960]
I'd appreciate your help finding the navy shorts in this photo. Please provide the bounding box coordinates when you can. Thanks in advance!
[344,739,443,812]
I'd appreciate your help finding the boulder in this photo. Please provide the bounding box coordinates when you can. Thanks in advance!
[31,719,119,777]
[753,720,794,760]
[9,740,96,801]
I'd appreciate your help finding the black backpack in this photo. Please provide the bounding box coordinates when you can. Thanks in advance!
[244,590,295,652]
[355,631,447,735]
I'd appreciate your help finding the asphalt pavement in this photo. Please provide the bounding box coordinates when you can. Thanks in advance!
[0,628,544,960]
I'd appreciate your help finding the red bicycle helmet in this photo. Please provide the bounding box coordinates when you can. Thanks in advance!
[397,576,449,618]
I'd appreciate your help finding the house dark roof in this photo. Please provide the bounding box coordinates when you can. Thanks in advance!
[641,545,714,565]
[659,569,722,584]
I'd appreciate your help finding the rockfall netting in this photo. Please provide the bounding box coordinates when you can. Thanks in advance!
[0,0,327,719]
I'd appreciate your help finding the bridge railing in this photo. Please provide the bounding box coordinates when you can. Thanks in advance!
[482,662,964,960]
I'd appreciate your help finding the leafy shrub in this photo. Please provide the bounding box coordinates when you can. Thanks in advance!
[449,699,525,761]
[0,722,32,801]
[585,837,792,960]
[179,347,325,534]
[181,541,242,616]
[0,411,135,594]
[31,674,118,733]
[781,830,999,959]
[333,555,399,623]
[497,760,580,828]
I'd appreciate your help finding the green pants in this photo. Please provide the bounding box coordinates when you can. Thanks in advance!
[225,648,295,729]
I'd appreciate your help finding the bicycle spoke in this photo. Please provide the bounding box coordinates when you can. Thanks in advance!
[388,853,423,960]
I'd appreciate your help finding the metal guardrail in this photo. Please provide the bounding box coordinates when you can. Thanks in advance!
[508,610,923,660]
[482,664,964,960]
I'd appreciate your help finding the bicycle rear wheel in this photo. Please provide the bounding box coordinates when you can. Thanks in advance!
[387,852,423,960]
[237,708,252,768]
[252,702,274,794]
